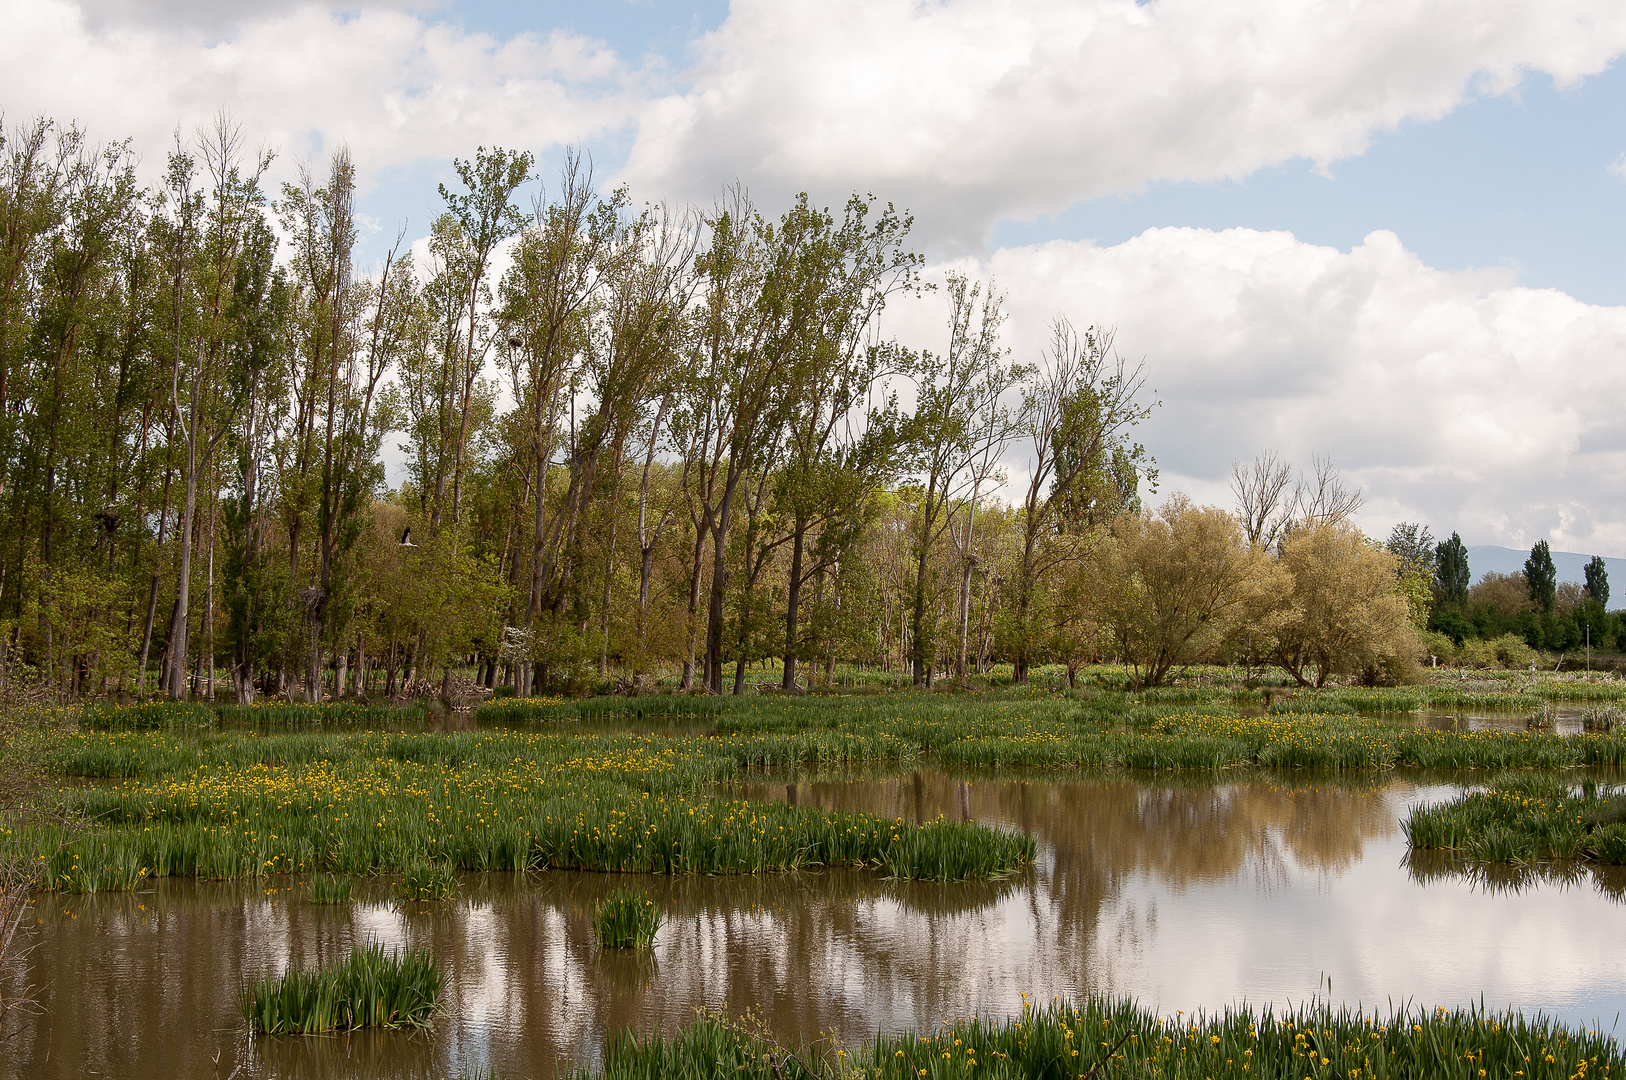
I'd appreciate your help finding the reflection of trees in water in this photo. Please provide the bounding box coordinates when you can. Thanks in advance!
[1404,849,1626,903]
[742,770,1397,891]
[11,777,1407,1080]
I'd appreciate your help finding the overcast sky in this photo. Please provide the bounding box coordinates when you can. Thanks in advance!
[7,0,1626,556]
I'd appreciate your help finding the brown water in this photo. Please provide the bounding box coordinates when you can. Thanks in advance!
[7,771,1626,1079]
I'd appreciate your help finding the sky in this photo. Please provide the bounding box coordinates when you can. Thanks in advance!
[6,0,1626,558]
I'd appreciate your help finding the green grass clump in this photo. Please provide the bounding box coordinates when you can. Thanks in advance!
[571,995,1626,1080]
[1405,774,1626,865]
[1582,705,1624,732]
[397,860,458,900]
[241,940,444,1034]
[80,701,214,729]
[577,695,725,722]
[215,701,426,727]
[882,820,1035,881]
[310,872,354,904]
[473,696,580,724]
[591,887,662,949]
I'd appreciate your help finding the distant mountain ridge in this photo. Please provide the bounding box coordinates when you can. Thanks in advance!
[1464,545,1626,588]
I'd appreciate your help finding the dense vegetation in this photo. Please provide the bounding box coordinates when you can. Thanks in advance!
[1405,773,1626,865]
[3,113,1522,706]
[240,940,444,1034]
[568,994,1624,1080]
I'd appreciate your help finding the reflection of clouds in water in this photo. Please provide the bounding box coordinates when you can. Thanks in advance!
[14,774,1626,1080]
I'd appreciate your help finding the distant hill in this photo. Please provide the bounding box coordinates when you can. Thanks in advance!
[1464,545,1626,589]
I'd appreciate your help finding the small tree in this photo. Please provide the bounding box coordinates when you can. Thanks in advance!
[1274,524,1421,687]
[1385,522,1435,629]
[1524,540,1557,614]
[1089,497,1270,688]
[1584,555,1609,608]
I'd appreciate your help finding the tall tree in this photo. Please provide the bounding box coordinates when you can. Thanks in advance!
[1584,555,1609,609]
[1433,531,1470,607]
[901,274,1023,687]
[160,118,273,699]
[1008,318,1152,684]
[435,146,532,529]
[1524,539,1557,614]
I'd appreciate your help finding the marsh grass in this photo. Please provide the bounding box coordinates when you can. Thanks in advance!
[80,701,214,729]
[571,995,1625,1080]
[1405,774,1626,866]
[1582,705,1624,732]
[472,697,580,724]
[882,820,1036,881]
[310,872,353,904]
[397,860,457,901]
[241,940,444,1034]
[591,887,661,948]
[22,729,1030,889]
[577,696,724,722]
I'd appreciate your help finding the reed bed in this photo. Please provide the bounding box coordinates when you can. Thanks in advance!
[572,995,1624,1080]
[397,859,457,900]
[80,701,215,729]
[310,872,354,904]
[592,887,662,948]
[241,940,444,1034]
[20,729,1033,890]
[215,701,426,727]
[78,699,426,730]
[1404,774,1626,865]
[577,696,725,722]
[472,697,580,724]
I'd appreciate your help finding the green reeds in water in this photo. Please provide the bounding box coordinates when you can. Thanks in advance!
[310,872,354,904]
[80,700,215,730]
[1581,704,1623,732]
[882,819,1036,882]
[241,940,444,1034]
[397,860,457,900]
[570,995,1626,1080]
[591,887,662,949]
[1405,773,1626,865]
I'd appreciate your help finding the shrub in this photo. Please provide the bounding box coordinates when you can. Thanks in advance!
[1493,633,1535,669]
[1459,639,1497,668]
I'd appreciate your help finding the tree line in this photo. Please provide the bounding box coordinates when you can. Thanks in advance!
[2,115,1166,700]
[1389,525,1618,665]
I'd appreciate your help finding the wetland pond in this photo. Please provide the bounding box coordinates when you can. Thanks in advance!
[10,768,1626,1079]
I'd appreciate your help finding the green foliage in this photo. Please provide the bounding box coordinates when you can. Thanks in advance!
[397,859,457,900]
[472,696,580,723]
[309,872,353,904]
[1433,531,1471,607]
[1524,540,1558,613]
[591,887,662,949]
[241,940,444,1034]
[570,996,1625,1080]
[1405,775,1626,865]
[80,701,214,729]
[882,820,1036,881]
[1584,555,1610,607]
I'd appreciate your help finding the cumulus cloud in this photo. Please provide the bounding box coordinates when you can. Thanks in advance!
[884,228,1626,553]
[0,0,639,187]
[624,0,1626,245]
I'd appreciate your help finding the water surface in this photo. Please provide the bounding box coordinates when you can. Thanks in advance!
[8,770,1625,1079]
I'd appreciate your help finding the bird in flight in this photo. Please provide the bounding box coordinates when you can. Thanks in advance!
[400,526,417,548]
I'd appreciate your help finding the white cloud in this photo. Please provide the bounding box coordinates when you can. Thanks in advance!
[885,227,1626,554]
[623,0,1626,245]
[0,0,638,188]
